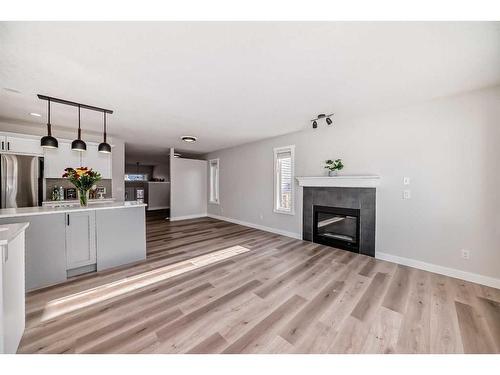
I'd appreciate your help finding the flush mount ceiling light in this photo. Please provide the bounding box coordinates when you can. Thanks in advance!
[311,113,334,129]
[40,99,58,149]
[173,153,181,158]
[30,112,41,117]
[72,105,87,152]
[181,136,197,143]
[98,112,112,154]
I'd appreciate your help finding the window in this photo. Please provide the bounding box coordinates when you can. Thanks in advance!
[124,174,148,181]
[274,145,295,215]
[209,159,219,204]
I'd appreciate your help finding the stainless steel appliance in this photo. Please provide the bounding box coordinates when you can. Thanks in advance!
[0,154,43,208]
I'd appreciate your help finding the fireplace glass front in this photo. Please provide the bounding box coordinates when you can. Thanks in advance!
[313,205,360,253]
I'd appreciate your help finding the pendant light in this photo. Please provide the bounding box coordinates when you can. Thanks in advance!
[98,112,111,153]
[40,99,58,149]
[71,105,87,152]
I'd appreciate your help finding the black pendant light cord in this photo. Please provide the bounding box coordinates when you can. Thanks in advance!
[47,99,52,136]
[103,112,107,143]
[78,105,82,139]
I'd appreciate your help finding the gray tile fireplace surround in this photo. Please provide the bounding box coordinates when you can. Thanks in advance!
[303,186,376,257]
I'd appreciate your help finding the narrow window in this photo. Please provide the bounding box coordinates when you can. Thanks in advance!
[274,145,295,214]
[209,159,219,204]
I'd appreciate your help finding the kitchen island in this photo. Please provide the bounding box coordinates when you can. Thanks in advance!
[0,202,147,291]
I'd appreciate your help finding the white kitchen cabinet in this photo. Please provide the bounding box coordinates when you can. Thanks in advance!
[81,143,112,178]
[5,136,43,155]
[44,141,82,178]
[65,211,96,270]
[0,223,28,354]
[0,133,43,155]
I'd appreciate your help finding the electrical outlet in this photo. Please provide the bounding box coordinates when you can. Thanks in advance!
[403,190,411,200]
[403,177,411,185]
[461,249,470,260]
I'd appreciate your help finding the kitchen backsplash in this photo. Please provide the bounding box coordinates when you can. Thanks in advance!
[45,178,112,201]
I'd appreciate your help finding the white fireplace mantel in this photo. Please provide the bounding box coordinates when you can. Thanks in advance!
[296,175,381,188]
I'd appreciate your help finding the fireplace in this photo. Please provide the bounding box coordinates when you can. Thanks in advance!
[313,205,360,253]
[302,186,376,257]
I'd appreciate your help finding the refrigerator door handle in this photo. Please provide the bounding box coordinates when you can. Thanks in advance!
[1,141,4,150]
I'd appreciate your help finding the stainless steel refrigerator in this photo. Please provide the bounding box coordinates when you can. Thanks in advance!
[0,154,43,208]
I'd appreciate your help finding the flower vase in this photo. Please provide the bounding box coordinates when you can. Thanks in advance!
[78,189,90,207]
[328,170,338,177]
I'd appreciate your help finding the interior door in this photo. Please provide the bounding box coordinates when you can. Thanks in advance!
[65,211,96,269]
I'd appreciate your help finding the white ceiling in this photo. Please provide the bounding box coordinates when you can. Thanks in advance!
[1,22,499,159]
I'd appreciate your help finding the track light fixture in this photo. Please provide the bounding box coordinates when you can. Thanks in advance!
[98,112,112,153]
[311,113,334,129]
[40,99,58,149]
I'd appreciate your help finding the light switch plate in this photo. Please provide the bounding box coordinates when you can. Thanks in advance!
[403,177,410,185]
[403,190,411,199]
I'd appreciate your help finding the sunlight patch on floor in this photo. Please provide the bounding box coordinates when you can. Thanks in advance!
[40,245,250,321]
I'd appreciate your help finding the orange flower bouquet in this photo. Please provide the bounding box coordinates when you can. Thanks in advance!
[62,167,102,206]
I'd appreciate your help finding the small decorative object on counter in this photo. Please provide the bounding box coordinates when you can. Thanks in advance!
[62,167,102,207]
[51,186,59,201]
[324,158,344,177]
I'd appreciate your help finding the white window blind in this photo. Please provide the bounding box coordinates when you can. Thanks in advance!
[274,146,295,214]
[209,159,219,204]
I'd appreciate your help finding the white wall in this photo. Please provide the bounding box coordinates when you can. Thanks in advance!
[206,86,500,284]
[171,157,207,220]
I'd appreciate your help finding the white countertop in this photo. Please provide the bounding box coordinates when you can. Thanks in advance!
[0,201,147,219]
[0,222,30,245]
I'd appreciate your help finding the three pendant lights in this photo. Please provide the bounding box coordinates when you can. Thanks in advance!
[38,94,112,154]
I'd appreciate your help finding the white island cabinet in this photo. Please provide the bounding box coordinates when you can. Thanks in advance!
[0,202,146,291]
[65,211,97,270]
[0,222,29,354]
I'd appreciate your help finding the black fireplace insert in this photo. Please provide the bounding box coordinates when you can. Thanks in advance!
[313,205,360,253]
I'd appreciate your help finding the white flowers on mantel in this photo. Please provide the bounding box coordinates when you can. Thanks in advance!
[295,175,381,188]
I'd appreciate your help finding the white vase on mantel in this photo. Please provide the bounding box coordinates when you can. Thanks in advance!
[328,170,338,177]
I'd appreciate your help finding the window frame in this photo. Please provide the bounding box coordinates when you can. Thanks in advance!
[273,145,295,215]
[208,158,220,204]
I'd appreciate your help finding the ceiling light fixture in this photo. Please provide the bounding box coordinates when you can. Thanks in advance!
[98,112,112,154]
[311,113,334,129]
[181,136,197,143]
[30,112,41,117]
[173,153,181,158]
[71,105,87,152]
[37,95,113,154]
[40,99,58,149]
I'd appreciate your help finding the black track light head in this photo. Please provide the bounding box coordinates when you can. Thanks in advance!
[326,117,332,125]
[312,120,318,129]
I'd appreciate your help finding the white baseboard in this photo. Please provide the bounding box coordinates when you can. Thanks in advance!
[170,213,208,221]
[203,214,500,289]
[376,251,500,289]
[207,214,302,240]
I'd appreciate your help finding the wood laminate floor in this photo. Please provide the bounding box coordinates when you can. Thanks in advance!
[18,214,500,354]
